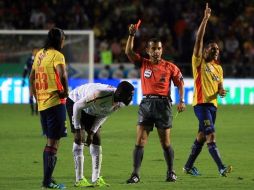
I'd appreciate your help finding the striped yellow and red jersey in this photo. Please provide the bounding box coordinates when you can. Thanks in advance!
[135,54,183,96]
[33,49,65,111]
[192,55,223,107]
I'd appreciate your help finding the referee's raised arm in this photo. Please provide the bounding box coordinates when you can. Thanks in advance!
[125,23,139,63]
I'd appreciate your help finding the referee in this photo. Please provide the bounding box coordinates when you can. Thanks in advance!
[125,22,185,183]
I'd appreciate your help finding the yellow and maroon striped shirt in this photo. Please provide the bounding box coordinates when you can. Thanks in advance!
[192,55,223,107]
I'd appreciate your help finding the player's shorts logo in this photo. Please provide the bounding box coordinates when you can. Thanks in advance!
[144,69,152,78]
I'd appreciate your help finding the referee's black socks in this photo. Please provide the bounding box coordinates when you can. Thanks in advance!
[163,145,174,172]
[132,145,144,175]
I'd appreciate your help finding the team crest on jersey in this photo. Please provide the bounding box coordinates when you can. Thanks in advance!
[144,69,152,78]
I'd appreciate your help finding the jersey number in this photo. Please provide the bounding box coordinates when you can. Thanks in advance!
[35,73,48,90]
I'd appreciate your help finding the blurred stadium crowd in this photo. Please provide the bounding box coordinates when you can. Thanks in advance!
[0,0,254,78]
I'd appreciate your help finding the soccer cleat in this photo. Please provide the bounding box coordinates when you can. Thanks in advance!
[126,173,140,184]
[93,176,110,187]
[220,165,233,177]
[183,166,201,176]
[166,171,177,182]
[42,182,66,189]
[74,178,93,187]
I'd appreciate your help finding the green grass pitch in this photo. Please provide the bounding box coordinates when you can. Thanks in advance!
[0,104,254,190]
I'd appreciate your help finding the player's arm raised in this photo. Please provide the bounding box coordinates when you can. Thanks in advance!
[125,24,139,62]
[193,3,211,58]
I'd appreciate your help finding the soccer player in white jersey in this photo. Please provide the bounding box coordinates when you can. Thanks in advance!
[66,81,134,187]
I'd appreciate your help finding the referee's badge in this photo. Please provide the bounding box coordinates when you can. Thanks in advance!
[144,69,152,78]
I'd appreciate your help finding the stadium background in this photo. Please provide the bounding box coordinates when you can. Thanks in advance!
[0,0,254,105]
[0,1,254,190]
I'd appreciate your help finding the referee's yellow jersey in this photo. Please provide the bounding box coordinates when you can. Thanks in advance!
[192,55,223,107]
[32,49,65,111]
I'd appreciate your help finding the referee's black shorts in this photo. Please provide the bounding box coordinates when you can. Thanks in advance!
[138,96,173,131]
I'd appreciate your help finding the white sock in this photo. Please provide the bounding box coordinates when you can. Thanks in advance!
[90,144,102,182]
[73,142,84,182]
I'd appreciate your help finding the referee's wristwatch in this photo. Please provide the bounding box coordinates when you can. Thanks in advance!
[180,99,185,103]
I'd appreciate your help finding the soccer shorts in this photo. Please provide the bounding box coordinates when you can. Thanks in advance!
[194,103,217,135]
[66,97,98,133]
[40,104,67,140]
[138,97,173,130]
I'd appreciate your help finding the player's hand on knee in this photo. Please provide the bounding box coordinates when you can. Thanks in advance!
[72,116,81,130]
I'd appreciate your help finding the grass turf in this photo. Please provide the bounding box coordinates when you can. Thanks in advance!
[0,104,253,189]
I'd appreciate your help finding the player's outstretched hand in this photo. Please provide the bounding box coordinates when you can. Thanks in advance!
[204,3,211,20]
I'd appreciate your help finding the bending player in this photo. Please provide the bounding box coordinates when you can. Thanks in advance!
[66,81,134,187]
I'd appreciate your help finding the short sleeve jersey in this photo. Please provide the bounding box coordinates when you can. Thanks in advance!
[136,55,183,96]
[33,49,66,111]
[192,55,223,107]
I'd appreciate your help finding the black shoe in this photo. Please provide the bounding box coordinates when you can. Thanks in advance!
[126,173,140,184]
[166,171,177,182]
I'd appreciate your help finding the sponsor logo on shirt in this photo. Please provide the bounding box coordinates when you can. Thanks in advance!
[205,65,220,82]
[144,69,152,78]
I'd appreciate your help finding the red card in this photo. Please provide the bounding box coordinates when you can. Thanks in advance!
[135,19,141,29]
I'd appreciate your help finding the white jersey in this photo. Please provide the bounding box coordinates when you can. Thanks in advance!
[69,83,125,133]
